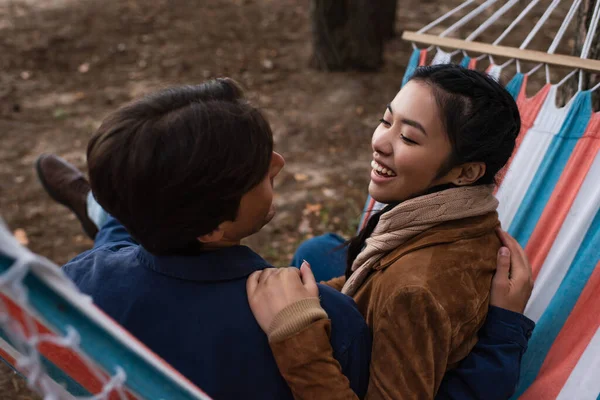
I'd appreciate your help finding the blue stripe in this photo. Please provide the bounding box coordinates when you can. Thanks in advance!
[401,48,421,87]
[459,56,471,68]
[509,91,593,246]
[0,253,205,399]
[505,73,524,100]
[512,209,600,398]
[358,195,373,233]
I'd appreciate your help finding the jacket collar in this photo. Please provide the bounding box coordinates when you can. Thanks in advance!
[374,213,499,271]
[135,245,271,282]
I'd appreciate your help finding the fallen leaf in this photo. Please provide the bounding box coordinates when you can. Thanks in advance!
[322,188,336,198]
[261,59,274,70]
[78,63,90,73]
[298,217,312,234]
[13,229,29,246]
[303,203,322,216]
[293,173,309,182]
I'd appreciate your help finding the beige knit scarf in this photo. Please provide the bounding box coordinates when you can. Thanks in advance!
[341,185,498,297]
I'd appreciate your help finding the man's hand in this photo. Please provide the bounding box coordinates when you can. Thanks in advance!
[247,262,319,333]
[490,228,534,314]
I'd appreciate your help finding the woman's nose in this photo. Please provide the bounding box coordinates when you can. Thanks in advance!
[372,129,393,156]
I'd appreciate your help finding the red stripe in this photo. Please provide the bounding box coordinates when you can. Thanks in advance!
[360,197,378,231]
[0,344,16,365]
[418,49,428,66]
[467,58,477,70]
[526,113,600,279]
[0,293,136,399]
[519,262,600,399]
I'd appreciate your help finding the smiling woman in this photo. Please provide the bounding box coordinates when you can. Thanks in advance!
[248,64,528,400]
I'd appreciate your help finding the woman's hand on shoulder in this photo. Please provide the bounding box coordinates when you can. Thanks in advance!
[490,228,534,314]
[247,262,319,334]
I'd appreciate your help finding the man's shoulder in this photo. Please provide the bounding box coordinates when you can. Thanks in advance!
[63,242,139,279]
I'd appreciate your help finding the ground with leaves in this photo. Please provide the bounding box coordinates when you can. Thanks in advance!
[0,0,577,397]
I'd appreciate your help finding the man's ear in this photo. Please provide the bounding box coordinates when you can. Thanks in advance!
[198,225,226,243]
[451,162,486,186]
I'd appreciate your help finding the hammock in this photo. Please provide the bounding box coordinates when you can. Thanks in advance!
[358,1,600,399]
[0,218,211,399]
[0,1,599,399]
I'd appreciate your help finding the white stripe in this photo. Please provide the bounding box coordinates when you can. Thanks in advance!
[0,335,21,362]
[431,49,453,65]
[497,86,573,229]
[487,64,503,82]
[524,152,600,322]
[557,327,600,400]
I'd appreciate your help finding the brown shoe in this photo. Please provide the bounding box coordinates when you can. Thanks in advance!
[35,154,98,239]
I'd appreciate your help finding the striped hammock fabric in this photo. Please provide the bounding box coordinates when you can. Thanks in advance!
[0,219,212,400]
[360,47,600,400]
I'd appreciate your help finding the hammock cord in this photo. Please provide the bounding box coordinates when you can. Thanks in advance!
[440,0,499,38]
[529,0,582,82]
[579,0,600,90]
[493,0,541,46]
[466,0,520,41]
[520,0,563,50]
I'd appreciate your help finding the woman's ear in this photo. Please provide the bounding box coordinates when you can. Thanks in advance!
[198,225,226,243]
[451,162,486,186]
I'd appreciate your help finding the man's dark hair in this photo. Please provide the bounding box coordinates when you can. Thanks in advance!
[87,78,273,254]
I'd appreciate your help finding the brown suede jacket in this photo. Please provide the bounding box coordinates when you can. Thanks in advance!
[270,213,501,399]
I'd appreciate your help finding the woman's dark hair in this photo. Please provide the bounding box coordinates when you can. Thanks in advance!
[346,64,521,277]
[87,78,274,254]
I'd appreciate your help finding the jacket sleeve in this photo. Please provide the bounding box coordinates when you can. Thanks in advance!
[323,276,346,291]
[270,286,453,400]
[435,306,535,400]
[366,286,452,399]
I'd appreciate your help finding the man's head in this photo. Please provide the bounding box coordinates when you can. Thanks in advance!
[87,78,284,254]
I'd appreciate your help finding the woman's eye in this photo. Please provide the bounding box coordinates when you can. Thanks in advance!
[379,118,391,127]
[401,134,418,145]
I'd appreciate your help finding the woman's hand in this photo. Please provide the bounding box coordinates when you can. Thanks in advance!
[490,228,534,314]
[247,261,319,333]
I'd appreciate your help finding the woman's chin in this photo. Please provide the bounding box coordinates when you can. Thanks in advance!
[368,182,393,204]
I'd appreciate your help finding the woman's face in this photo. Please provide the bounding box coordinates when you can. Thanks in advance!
[369,81,454,204]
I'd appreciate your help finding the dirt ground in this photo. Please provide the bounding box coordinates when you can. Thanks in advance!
[0,0,582,397]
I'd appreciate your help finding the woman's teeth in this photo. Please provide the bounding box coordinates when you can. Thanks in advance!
[371,160,396,177]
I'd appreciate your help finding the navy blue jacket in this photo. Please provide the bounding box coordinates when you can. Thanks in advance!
[63,218,371,399]
[64,218,534,399]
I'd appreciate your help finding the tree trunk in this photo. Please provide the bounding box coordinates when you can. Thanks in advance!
[310,0,384,71]
[559,0,599,109]
[379,0,398,40]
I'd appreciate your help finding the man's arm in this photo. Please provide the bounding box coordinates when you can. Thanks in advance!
[436,306,534,400]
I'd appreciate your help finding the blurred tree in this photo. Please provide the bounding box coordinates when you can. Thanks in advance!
[560,0,599,109]
[310,0,397,71]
